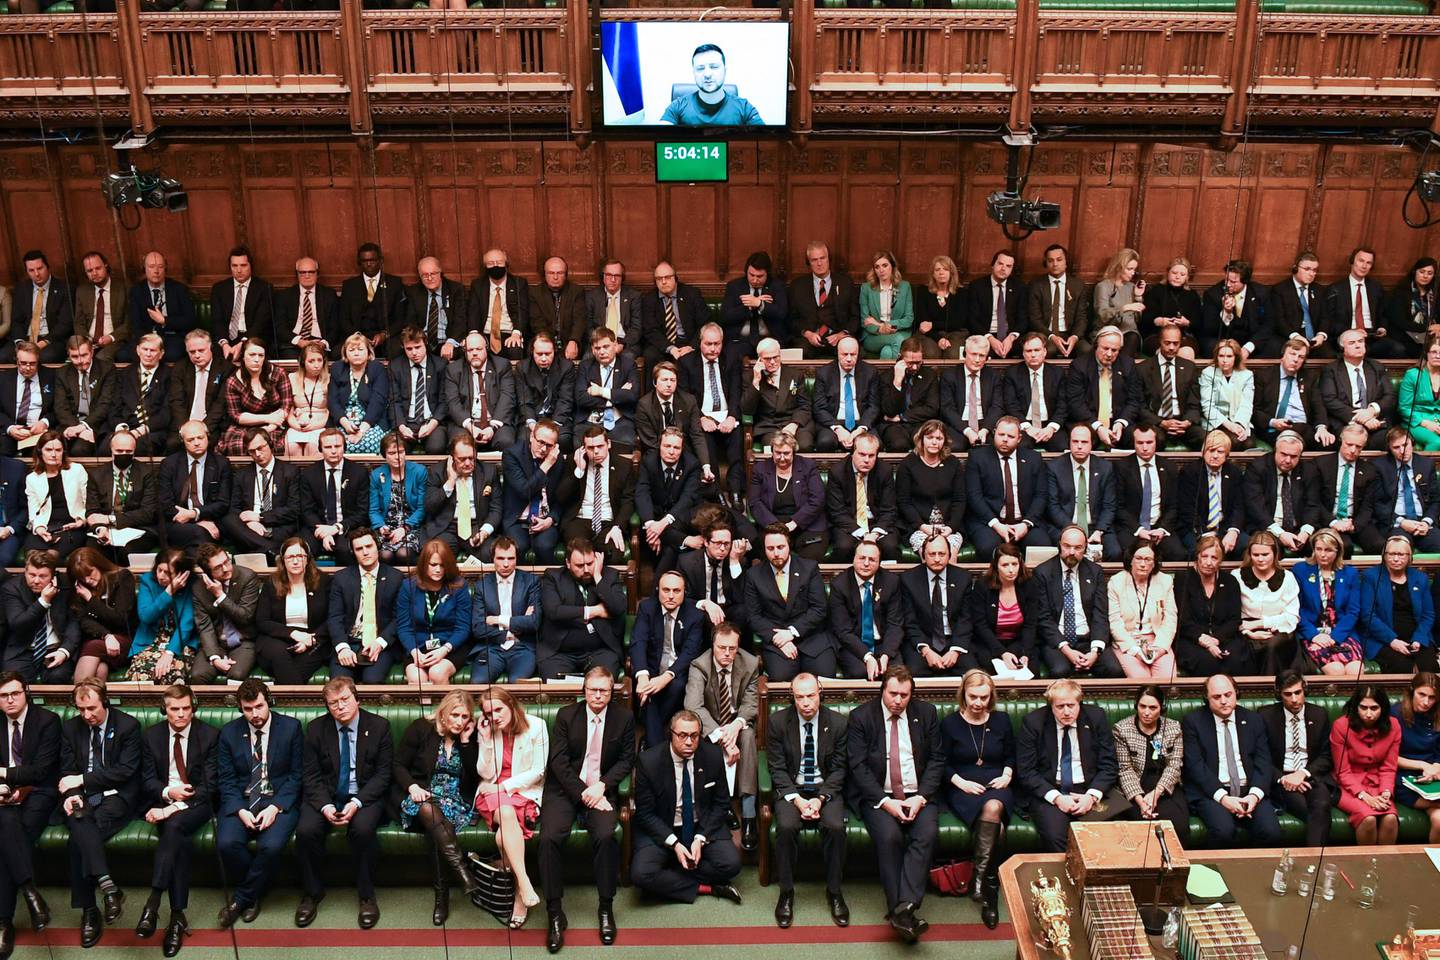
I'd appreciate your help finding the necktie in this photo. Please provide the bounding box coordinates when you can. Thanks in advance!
[365,276,376,303]
[187,460,200,509]
[489,287,503,354]
[996,282,1009,339]
[801,722,817,786]
[137,368,154,427]
[776,568,788,601]
[717,669,735,726]
[1140,463,1154,529]
[967,374,981,432]
[412,364,426,420]
[474,370,490,424]
[1402,466,1419,519]
[115,468,130,511]
[1098,366,1113,428]
[661,613,676,672]
[17,377,32,426]
[360,573,377,644]
[230,282,246,340]
[31,614,48,675]
[817,278,829,307]
[1051,279,1062,333]
[1029,370,1044,426]
[860,580,875,652]
[888,715,905,800]
[1001,456,1017,522]
[679,761,695,844]
[326,468,339,524]
[708,561,721,604]
[174,733,189,785]
[662,400,674,430]
[1278,375,1295,420]
[1281,473,1295,530]
[855,474,870,529]
[93,286,106,342]
[1337,462,1352,519]
[583,717,603,786]
[1233,292,1243,319]
[10,720,21,766]
[707,361,722,413]
[1288,715,1303,764]
[842,373,856,431]
[301,289,316,338]
[260,470,273,512]
[1076,466,1090,530]
[590,466,604,536]
[1300,285,1314,339]
[930,574,946,642]
[29,286,42,342]
[337,725,353,798]
[247,729,266,808]
[664,298,678,345]
[426,293,440,345]
[1062,571,1077,644]
[605,295,620,334]
[1059,726,1074,793]
[1354,282,1366,329]
[1161,361,1175,417]
[1353,366,1366,407]
[1222,719,1243,796]
[456,477,474,541]
[78,373,90,419]
[1207,472,1223,530]
[87,726,104,806]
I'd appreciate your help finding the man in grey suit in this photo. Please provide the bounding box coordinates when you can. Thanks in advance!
[190,544,262,684]
[441,331,516,452]
[582,259,643,359]
[683,622,761,852]
[73,252,131,363]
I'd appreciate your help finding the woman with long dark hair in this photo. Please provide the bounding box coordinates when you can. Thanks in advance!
[397,539,472,686]
[68,546,136,682]
[254,537,330,684]
[23,430,87,556]
[1331,684,1402,846]
[968,541,1039,673]
[1387,256,1438,356]
[125,546,195,684]
[218,338,292,455]
[1110,685,1189,845]
[1395,672,1440,843]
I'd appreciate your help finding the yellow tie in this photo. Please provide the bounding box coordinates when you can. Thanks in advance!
[489,288,504,354]
[606,295,620,333]
[456,478,473,541]
[1098,367,1113,429]
[360,573,377,644]
[776,569,788,601]
[29,286,43,342]
[855,475,870,530]
[365,277,376,303]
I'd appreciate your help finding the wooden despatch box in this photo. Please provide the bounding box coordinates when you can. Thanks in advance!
[1066,820,1191,905]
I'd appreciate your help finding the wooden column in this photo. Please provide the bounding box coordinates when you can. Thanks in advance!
[1220,0,1258,146]
[113,0,154,135]
[569,0,591,139]
[340,0,372,136]
[1008,0,1037,137]
[792,0,813,135]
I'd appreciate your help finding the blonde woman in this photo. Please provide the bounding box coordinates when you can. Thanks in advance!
[1107,540,1177,679]
[1198,338,1254,448]
[1093,247,1145,354]
[328,332,390,455]
[475,687,549,928]
[914,255,964,358]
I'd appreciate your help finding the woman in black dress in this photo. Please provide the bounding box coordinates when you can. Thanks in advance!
[968,541,1040,674]
[254,537,331,684]
[896,419,965,557]
[913,255,967,358]
[939,669,1014,928]
[1138,256,1202,357]
[1172,532,1249,675]
[68,545,137,682]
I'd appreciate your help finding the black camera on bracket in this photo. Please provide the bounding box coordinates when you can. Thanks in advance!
[101,168,188,213]
[985,190,1062,231]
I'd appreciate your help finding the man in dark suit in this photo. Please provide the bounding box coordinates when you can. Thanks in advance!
[631,572,704,746]
[191,545,262,684]
[941,335,1005,449]
[1243,431,1320,555]
[1310,422,1383,555]
[720,252,789,354]
[636,361,712,473]
[1258,671,1334,848]
[84,431,159,563]
[743,337,816,451]
[295,677,392,930]
[500,424,565,563]
[767,673,849,929]
[898,534,975,676]
[1174,430,1247,557]
[388,327,448,454]
[678,520,749,633]
[635,428,703,572]
[0,455,24,569]
[1003,330,1067,451]
[679,325,745,495]
[964,250,1026,358]
[684,623,761,849]
[1267,252,1332,359]
[539,538,627,679]
[115,332,173,456]
[166,331,231,453]
[582,259,642,359]
[157,420,232,549]
[73,251,131,363]
[1015,678,1118,852]
[1135,324,1203,449]
[275,257,340,359]
[53,335,118,456]
[1316,327,1396,450]
[0,551,78,683]
[1114,425,1185,561]
[1182,674,1282,846]
[210,245,276,360]
[811,335,879,453]
[5,250,73,363]
[468,247,529,362]
[1323,246,1403,358]
[965,416,1051,557]
[136,683,220,955]
[0,341,54,457]
[514,333,576,449]
[130,251,198,363]
[1035,527,1122,678]
[215,680,304,928]
[528,256,587,359]
[1370,426,1440,551]
[404,256,469,361]
[830,541,904,680]
[639,261,706,370]
[422,433,502,561]
[470,536,542,682]
[339,243,406,356]
[744,523,836,681]
[557,427,635,566]
[826,433,899,561]
[0,672,61,956]
[630,710,742,904]
[299,429,371,564]
[1027,244,1089,357]
[846,666,942,942]
[1046,424,1120,559]
[442,331,517,452]
[787,241,859,359]
[879,338,941,452]
[1253,336,1334,449]
[575,328,641,450]
[1199,260,1265,358]
[58,678,141,948]
[222,429,301,559]
[1065,326,1139,449]
[539,666,636,952]
[325,529,402,684]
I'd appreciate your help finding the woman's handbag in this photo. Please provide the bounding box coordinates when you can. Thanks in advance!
[465,852,517,922]
[928,859,974,896]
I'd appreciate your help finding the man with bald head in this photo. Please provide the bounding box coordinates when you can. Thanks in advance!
[404,256,467,361]
[468,247,530,362]
[528,256,586,359]
[277,257,339,359]
[129,251,197,362]
[641,261,707,370]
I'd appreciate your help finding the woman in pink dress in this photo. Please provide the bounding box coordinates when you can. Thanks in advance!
[474,687,549,928]
[1330,683,1402,846]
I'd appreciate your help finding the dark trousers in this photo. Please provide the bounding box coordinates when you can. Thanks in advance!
[397,421,449,455]
[502,521,562,564]
[858,799,937,911]
[2,657,75,685]
[431,530,496,562]
[969,524,1053,560]
[640,679,689,747]
[702,428,745,496]
[830,529,901,563]
[216,809,299,908]
[1191,795,1281,846]
[1374,644,1440,674]
[558,520,627,566]
[902,644,980,678]
[470,642,538,683]
[538,648,621,682]
[295,802,385,899]
[1041,644,1124,679]
[0,794,54,920]
[630,835,741,904]
[1031,797,1083,854]
[255,636,329,685]
[1175,636,1258,677]
[1273,780,1334,847]
[537,798,620,907]
[220,517,291,559]
[329,648,395,685]
[761,641,837,683]
[1110,790,1192,847]
[304,529,356,565]
[773,794,846,893]
[66,797,131,908]
[163,519,221,550]
[838,644,884,680]
[150,804,213,909]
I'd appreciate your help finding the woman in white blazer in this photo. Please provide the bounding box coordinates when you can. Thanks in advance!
[1107,540,1177,679]
[475,686,550,928]
[1197,338,1255,449]
[24,430,89,556]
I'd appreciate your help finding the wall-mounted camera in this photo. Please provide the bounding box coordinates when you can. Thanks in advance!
[100,129,188,213]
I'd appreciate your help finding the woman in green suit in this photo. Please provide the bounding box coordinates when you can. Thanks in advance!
[1398,335,1440,451]
[859,251,914,359]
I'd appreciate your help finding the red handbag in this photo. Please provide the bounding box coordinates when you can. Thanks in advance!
[928,859,974,896]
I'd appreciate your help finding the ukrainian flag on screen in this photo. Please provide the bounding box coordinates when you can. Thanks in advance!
[601,22,646,124]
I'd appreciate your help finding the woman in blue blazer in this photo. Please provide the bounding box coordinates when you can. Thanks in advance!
[125,546,197,684]
[329,332,390,454]
[747,431,827,560]
[1360,535,1436,671]
[1292,528,1364,677]
[398,538,474,685]
[370,431,429,565]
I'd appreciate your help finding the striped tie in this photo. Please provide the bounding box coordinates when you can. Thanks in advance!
[1207,472,1222,530]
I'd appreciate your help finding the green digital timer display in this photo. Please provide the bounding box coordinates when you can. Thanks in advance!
[655,142,728,183]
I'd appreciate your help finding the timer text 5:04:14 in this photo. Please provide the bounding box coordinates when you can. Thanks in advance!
[661,145,722,161]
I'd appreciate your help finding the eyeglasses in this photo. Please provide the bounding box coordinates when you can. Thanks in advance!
[672,731,701,741]
[0,690,25,700]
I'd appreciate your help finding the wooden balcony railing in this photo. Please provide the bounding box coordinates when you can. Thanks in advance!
[139,12,347,89]
[0,14,130,122]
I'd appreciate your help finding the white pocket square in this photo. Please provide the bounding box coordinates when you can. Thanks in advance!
[703,781,716,788]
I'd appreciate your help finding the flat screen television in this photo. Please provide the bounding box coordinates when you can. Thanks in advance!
[599,21,790,130]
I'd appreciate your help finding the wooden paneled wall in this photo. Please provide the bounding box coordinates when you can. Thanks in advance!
[2,138,1435,293]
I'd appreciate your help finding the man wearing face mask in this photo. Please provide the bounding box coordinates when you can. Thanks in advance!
[84,431,159,563]
[468,248,530,362]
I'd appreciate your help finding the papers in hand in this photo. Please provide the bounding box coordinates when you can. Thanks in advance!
[991,658,1035,681]
[110,527,147,548]
[15,433,39,451]
[1403,775,1440,801]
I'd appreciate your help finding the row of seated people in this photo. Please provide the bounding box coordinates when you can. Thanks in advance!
[0,666,1437,957]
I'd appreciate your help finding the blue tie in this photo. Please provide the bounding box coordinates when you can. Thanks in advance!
[801,721,818,787]
[1299,285,1314,340]
[1277,376,1295,421]
[1139,463,1154,529]
[1059,726,1075,794]
[842,373,856,431]
[1062,571,1077,645]
[86,725,105,807]
[1402,467,1420,520]
[337,724,353,800]
[860,580,875,652]
[680,761,695,845]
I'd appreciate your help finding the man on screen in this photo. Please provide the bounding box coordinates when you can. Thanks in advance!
[660,44,764,127]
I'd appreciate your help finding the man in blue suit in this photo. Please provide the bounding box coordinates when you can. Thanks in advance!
[965,416,1052,558]
[129,252,198,363]
[1369,426,1440,552]
[0,455,27,568]
[1182,674,1281,846]
[470,536,542,682]
[499,422,565,562]
[215,679,303,928]
[1045,424,1120,560]
[629,571,705,745]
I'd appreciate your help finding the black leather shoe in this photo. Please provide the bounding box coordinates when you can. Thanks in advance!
[708,883,743,904]
[241,902,261,924]
[827,891,850,927]
[136,902,160,938]
[80,907,104,949]
[914,913,930,937]
[740,818,758,852]
[162,912,189,958]
[889,905,918,944]
[0,920,15,960]
[294,895,322,928]
[432,887,449,927]
[216,900,244,929]
[21,884,49,931]
[358,898,379,929]
[546,910,567,954]
[774,890,794,928]
[727,810,740,831]
[597,905,616,945]
[101,886,125,924]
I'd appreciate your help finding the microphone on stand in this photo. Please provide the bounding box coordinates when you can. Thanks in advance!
[1139,821,1175,936]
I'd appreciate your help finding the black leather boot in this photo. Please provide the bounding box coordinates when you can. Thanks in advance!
[971,819,1003,929]
[430,821,481,898]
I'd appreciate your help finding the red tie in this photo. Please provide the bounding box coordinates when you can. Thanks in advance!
[93,288,105,342]
[173,733,189,785]
[888,714,905,800]
[1354,283,1365,330]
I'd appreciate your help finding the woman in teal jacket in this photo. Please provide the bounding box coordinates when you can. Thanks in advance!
[860,251,914,359]
[125,546,197,684]
[369,430,429,565]
[1398,335,1440,451]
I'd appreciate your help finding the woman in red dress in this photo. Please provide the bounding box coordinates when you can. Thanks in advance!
[474,687,549,927]
[1330,683,1402,846]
